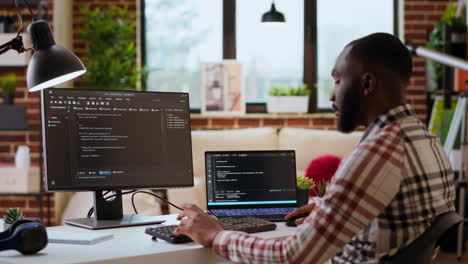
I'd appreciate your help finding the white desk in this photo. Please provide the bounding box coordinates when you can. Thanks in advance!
[0,214,296,264]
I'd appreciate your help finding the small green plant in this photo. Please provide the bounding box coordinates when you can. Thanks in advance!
[0,74,17,95]
[78,5,142,90]
[315,180,329,197]
[268,84,309,96]
[297,176,316,190]
[4,208,23,224]
[426,4,465,95]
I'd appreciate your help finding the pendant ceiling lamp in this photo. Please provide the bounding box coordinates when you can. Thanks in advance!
[261,1,286,23]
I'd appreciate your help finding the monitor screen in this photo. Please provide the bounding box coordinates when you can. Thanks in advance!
[41,88,194,191]
[205,151,297,209]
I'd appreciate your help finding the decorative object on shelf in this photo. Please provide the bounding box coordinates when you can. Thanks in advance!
[0,166,40,193]
[77,5,141,90]
[296,176,315,207]
[201,60,244,115]
[0,0,86,91]
[0,73,26,129]
[3,207,23,230]
[261,0,285,23]
[426,3,466,97]
[0,73,16,105]
[266,83,309,113]
[15,145,30,169]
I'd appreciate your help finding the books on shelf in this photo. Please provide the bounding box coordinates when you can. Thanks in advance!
[47,229,114,245]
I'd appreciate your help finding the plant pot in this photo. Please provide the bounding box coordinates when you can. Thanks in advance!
[3,222,11,230]
[267,96,309,113]
[2,94,14,105]
[296,189,309,207]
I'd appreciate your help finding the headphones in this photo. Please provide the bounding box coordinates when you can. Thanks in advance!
[0,218,48,254]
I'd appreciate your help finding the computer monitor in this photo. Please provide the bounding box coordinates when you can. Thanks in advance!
[41,88,193,229]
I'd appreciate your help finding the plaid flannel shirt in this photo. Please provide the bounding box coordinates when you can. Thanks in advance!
[212,104,455,264]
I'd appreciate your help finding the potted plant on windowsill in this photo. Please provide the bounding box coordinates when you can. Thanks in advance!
[0,74,17,105]
[266,84,309,113]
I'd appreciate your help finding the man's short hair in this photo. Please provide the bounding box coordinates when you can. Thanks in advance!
[347,33,413,83]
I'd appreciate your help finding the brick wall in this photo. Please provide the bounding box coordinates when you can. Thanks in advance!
[0,0,457,226]
[0,0,55,225]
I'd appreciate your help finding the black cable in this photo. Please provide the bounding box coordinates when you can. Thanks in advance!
[14,0,25,36]
[130,190,184,214]
[86,190,136,218]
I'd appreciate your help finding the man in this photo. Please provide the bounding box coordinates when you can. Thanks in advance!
[174,33,456,263]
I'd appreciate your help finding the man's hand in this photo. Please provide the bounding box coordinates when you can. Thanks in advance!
[173,204,223,247]
[284,203,316,225]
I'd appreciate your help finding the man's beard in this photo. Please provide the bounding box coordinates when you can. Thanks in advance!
[338,85,360,133]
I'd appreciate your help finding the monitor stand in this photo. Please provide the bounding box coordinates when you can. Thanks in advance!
[64,190,165,230]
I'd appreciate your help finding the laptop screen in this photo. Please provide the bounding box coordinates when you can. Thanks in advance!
[205,151,297,209]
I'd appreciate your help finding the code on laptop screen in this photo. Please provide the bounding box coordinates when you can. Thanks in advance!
[205,151,297,207]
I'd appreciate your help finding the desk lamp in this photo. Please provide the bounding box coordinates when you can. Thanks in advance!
[0,0,86,92]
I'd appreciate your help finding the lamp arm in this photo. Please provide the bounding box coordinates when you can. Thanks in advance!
[406,41,468,71]
[0,35,25,56]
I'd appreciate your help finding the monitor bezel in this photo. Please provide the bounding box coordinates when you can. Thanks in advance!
[41,87,194,192]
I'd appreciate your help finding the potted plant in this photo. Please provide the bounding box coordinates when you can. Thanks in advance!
[3,208,23,230]
[266,84,309,113]
[78,5,142,90]
[0,73,17,105]
[296,176,315,206]
[426,4,465,98]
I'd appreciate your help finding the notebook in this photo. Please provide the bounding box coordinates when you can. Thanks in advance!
[47,229,114,245]
[205,150,298,222]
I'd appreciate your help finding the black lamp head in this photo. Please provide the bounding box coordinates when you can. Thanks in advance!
[261,3,286,23]
[27,20,86,92]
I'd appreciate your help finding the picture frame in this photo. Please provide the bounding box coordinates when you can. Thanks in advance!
[201,60,244,115]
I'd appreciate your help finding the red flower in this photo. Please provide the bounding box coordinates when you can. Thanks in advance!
[305,155,342,197]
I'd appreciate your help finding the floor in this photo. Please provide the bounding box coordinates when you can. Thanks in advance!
[433,241,468,264]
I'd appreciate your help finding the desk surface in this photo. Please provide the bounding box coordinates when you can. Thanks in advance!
[0,214,296,264]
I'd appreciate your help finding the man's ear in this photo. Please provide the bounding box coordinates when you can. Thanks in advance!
[361,73,376,96]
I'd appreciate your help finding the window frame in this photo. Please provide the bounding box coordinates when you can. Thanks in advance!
[140,0,399,113]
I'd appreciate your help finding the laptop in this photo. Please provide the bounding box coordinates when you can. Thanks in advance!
[205,150,298,222]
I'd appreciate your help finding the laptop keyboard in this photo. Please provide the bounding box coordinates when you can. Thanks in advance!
[212,207,297,218]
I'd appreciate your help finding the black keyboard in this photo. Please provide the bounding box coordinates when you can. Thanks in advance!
[145,217,277,244]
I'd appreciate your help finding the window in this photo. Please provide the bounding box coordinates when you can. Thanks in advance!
[317,0,395,109]
[236,0,303,103]
[142,0,397,111]
[143,0,222,109]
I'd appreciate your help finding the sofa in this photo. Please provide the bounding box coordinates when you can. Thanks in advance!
[59,127,363,223]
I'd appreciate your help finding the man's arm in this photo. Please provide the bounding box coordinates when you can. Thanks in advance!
[179,124,405,263]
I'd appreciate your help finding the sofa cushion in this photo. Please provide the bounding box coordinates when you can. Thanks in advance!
[278,128,363,175]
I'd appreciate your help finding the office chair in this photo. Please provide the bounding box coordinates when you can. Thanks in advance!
[383,211,463,264]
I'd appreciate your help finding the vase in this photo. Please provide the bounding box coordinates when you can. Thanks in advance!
[2,94,14,105]
[296,189,309,207]
[266,96,309,113]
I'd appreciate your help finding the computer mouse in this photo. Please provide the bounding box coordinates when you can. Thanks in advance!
[285,213,309,227]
